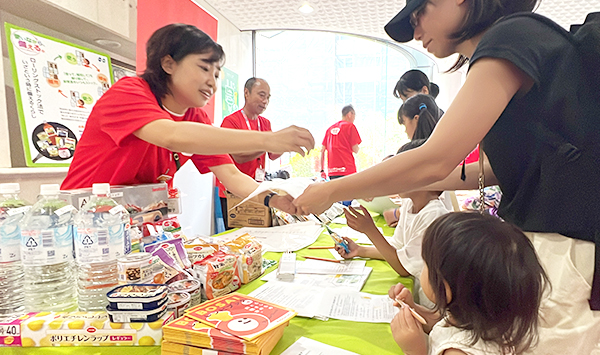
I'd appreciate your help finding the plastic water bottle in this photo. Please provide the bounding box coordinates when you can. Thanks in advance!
[20,184,78,312]
[0,183,30,317]
[74,183,130,311]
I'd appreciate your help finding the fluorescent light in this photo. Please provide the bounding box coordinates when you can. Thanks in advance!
[298,3,314,14]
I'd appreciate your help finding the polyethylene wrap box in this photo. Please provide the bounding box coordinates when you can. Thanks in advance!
[4,311,174,347]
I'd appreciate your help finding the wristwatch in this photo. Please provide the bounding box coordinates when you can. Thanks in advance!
[264,192,276,207]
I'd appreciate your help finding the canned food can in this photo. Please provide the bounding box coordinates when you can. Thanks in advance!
[117,252,153,284]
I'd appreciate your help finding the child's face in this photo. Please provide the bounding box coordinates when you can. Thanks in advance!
[412,0,468,58]
[164,52,220,109]
[401,114,418,139]
[419,264,437,304]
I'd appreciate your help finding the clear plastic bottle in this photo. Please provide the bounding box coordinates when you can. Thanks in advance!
[0,183,30,318]
[74,183,130,311]
[19,184,78,312]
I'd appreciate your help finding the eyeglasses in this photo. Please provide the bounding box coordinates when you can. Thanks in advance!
[409,2,427,29]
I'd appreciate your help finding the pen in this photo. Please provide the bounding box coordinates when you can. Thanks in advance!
[302,256,342,263]
[396,299,427,325]
[324,225,351,254]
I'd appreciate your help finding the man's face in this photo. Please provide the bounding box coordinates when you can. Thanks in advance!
[244,80,270,116]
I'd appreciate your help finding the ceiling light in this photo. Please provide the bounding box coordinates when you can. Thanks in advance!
[298,3,314,14]
[94,39,122,48]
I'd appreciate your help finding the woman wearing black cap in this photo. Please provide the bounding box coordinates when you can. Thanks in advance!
[295,1,600,353]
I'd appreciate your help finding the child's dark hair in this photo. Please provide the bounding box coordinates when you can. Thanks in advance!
[422,212,548,354]
[398,94,440,140]
[393,70,439,99]
[141,23,225,104]
[448,0,540,71]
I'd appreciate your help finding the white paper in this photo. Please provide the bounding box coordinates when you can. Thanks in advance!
[335,226,385,245]
[331,216,347,224]
[231,177,314,209]
[281,337,359,355]
[319,291,399,323]
[249,281,324,318]
[296,259,366,275]
[221,222,323,252]
[355,196,399,214]
[261,267,372,292]
[328,248,344,260]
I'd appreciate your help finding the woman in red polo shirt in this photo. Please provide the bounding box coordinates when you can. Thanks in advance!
[62,24,314,212]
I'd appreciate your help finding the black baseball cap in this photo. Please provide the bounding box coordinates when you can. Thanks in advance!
[384,0,427,43]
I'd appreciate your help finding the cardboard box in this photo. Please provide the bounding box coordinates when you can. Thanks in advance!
[225,192,271,228]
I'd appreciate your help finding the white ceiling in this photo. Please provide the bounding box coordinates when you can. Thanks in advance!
[204,0,600,41]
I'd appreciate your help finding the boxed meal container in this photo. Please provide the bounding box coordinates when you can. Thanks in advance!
[107,284,168,311]
[225,191,271,228]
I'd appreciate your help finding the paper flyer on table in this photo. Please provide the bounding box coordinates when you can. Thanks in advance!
[296,259,366,275]
[261,266,372,292]
[318,291,399,323]
[334,226,385,245]
[222,222,323,252]
[249,281,325,318]
[281,337,360,355]
[231,177,314,209]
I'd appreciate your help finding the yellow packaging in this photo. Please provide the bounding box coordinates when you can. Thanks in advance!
[20,311,173,347]
[224,233,263,284]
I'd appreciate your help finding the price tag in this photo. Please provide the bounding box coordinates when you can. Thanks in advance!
[54,205,76,216]
[6,206,31,216]
[0,323,21,336]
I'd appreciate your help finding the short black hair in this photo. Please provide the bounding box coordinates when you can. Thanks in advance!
[448,0,539,71]
[398,94,440,140]
[141,23,225,104]
[393,70,439,99]
[422,212,548,354]
[342,105,355,117]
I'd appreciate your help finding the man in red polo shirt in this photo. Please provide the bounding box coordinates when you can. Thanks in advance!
[217,78,281,227]
[321,105,362,180]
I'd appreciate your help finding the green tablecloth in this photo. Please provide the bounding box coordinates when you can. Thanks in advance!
[7,216,411,355]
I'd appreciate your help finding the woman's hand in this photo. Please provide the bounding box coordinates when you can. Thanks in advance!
[293,182,335,215]
[269,194,297,214]
[335,236,360,259]
[382,208,399,227]
[390,306,428,355]
[267,126,315,156]
[345,206,378,235]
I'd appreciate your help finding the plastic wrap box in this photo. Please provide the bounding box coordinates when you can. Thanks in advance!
[225,192,272,228]
[10,311,174,347]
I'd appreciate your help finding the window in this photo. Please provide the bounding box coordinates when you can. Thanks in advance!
[255,30,436,177]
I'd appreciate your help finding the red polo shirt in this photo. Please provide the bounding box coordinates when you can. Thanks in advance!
[322,120,361,176]
[61,77,232,190]
[216,109,272,198]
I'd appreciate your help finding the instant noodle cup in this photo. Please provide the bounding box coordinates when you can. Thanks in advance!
[167,291,191,318]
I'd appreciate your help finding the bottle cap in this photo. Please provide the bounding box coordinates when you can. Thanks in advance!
[0,183,20,194]
[92,183,110,196]
[40,184,60,196]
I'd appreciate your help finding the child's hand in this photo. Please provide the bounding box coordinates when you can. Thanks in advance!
[389,283,415,308]
[335,236,359,259]
[382,208,399,227]
[345,206,378,235]
[390,306,428,354]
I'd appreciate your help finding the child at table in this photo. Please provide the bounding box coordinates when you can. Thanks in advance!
[388,212,548,355]
[337,139,450,307]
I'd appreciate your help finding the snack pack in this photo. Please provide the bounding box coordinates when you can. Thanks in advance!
[223,234,263,284]
[193,251,240,300]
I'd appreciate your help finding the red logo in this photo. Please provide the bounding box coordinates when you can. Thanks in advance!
[86,327,97,333]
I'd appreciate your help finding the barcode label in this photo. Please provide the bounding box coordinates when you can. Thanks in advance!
[41,230,54,248]
[97,230,108,245]
[6,206,31,216]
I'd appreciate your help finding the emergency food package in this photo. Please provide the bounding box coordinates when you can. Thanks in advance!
[193,251,241,300]
[223,234,263,284]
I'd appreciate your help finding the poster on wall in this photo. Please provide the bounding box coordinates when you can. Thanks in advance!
[221,67,239,119]
[5,23,113,167]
